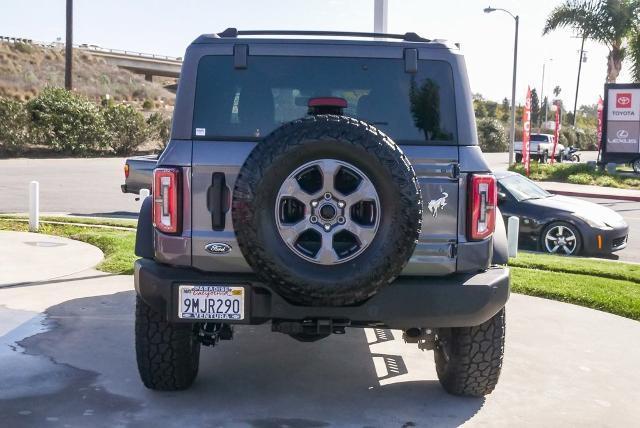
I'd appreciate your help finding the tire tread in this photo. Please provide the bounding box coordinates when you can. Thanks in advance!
[135,296,200,391]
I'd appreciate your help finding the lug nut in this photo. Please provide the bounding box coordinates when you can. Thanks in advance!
[324,224,331,231]
[337,216,346,224]
[310,215,318,224]
[324,192,332,200]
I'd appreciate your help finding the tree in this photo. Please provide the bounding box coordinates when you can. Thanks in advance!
[500,97,510,122]
[530,88,541,128]
[486,101,498,118]
[476,118,508,152]
[473,97,488,118]
[543,0,640,83]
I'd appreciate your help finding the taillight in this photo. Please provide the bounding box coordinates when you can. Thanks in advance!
[153,168,181,234]
[468,174,497,241]
[124,163,130,178]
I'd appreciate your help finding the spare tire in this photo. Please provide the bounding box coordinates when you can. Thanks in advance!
[232,115,422,306]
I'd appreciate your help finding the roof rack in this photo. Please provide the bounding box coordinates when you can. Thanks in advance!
[216,28,431,43]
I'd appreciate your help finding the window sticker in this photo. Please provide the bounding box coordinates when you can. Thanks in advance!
[195,128,206,136]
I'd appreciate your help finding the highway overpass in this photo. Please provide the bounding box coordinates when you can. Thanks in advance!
[77,45,182,81]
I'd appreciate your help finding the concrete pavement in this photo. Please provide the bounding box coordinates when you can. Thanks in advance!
[0,231,103,287]
[1,232,639,426]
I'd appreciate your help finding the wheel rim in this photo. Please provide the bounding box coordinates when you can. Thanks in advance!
[634,160,640,174]
[544,225,577,255]
[275,159,381,265]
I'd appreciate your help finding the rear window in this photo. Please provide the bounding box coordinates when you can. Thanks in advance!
[193,55,457,144]
[531,134,550,142]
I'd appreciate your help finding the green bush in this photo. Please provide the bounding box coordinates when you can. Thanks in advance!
[27,87,107,155]
[142,99,154,110]
[146,112,171,150]
[476,118,508,152]
[13,42,35,54]
[567,173,592,185]
[560,128,576,148]
[102,103,148,155]
[509,162,640,189]
[574,127,598,150]
[0,97,30,155]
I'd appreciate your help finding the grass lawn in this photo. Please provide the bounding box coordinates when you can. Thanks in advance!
[509,162,640,189]
[509,251,640,284]
[1,217,638,320]
[0,218,136,275]
[0,214,137,229]
[511,267,640,320]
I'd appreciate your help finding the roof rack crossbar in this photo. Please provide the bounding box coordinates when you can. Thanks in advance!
[217,28,430,43]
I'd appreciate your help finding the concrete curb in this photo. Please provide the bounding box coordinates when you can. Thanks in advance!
[546,189,640,202]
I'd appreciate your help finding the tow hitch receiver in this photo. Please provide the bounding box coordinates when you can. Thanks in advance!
[197,323,233,347]
[272,319,350,336]
[403,328,436,351]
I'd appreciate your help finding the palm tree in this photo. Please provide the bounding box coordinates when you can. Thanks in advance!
[543,0,640,83]
[553,85,562,97]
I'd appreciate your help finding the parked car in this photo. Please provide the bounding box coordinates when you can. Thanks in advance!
[121,154,157,195]
[132,28,510,397]
[496,171,628,256]
[514,133,564,163]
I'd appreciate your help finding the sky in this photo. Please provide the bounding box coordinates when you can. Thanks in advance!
[0,0,633,108]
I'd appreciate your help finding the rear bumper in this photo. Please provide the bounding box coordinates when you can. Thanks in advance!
[134,259,510,329]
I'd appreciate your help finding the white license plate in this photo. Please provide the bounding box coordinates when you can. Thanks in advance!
[178,285,244,320]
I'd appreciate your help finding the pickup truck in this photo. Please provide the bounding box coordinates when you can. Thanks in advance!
[514,133,564,163]
[121,154,157,195]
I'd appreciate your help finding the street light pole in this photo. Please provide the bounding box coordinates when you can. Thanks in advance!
[65,0,73,90]
[572,35,586,127]
[509,16,519,166]
[484,6,519,166]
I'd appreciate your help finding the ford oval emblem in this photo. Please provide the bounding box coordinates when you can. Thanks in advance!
[205,243,232,254]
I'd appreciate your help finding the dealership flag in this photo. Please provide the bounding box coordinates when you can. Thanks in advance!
[522,86,532,176]
[597,96,604,151]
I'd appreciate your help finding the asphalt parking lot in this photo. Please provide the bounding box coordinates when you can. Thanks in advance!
[1,156,637,262]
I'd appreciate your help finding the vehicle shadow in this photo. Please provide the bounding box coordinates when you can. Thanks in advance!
[5,291,485,427]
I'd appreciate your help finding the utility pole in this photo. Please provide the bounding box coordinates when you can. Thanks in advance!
[65,0,73,90]
[572,35,586,127]
[374,0,388,33]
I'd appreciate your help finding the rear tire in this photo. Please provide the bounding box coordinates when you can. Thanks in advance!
[541,151,549,163]
[633,158,640,175]
[515,154,522,163]
[135,296,200,391]
[434,309,505,397]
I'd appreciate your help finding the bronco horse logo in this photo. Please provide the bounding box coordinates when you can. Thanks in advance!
[428,192,448,218]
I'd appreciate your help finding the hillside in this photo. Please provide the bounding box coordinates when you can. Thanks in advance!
[0,41,175,105]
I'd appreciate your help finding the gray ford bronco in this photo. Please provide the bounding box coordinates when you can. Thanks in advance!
[134,29,510,397]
